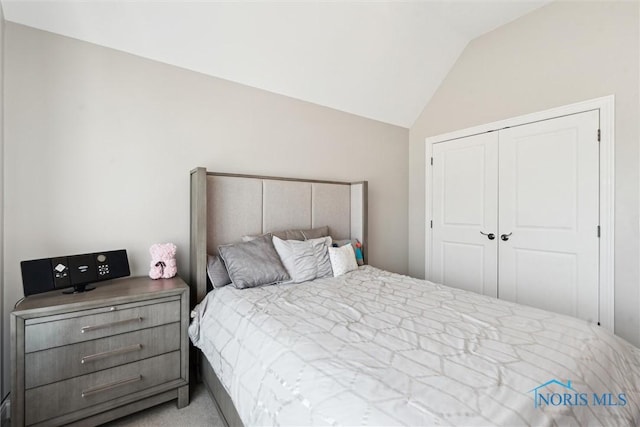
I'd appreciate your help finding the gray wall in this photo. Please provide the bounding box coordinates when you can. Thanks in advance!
[2,23,409,393]
[409,1,640,345]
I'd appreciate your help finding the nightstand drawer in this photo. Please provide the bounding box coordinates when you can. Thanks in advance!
[25,299,180,352]
[25,322,181,389]
[25,351,181,425]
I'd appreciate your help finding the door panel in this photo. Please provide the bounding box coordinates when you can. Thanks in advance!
[432,132,498,297]
[442,242,486,291]
[443,146,486,225]
[513,248,577,316]
[512,128,577,229]
[498,110,599,323]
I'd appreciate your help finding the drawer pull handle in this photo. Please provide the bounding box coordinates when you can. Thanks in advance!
[81,317,143,333]
[81,344,143,364]
[81,375,142,398]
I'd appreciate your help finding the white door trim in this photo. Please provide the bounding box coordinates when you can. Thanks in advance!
[424,95,615,332]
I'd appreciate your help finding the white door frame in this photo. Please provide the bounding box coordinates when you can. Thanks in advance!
[425,95,615,331]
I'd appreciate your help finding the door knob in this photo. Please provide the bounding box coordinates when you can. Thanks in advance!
[501,232,513,241]
[480,231,495,240]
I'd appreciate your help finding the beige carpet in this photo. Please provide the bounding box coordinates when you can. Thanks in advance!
[104,383,224,427]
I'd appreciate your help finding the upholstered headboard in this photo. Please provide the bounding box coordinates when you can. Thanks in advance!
[189,167,368,305]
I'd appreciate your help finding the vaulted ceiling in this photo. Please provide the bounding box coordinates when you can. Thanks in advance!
[1,1,551,127]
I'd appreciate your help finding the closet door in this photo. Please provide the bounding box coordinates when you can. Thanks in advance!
[431,133,498,297]
[498,110,600,323]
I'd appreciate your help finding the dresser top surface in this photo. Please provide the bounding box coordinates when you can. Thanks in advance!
[13,276,188,314]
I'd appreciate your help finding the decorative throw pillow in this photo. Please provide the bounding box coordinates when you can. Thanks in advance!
[218,234,290,289]
[328,243,359,277]
[332,239,365,265]
[207,255,231,289]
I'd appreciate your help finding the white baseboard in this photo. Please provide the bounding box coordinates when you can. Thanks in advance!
[1,396,9,427]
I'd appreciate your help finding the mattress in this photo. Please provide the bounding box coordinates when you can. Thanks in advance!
[189,266,640,426]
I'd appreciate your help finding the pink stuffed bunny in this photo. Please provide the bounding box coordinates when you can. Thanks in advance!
[149,243,177,279]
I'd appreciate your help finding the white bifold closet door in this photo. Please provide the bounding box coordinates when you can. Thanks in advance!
[432,110,600,323]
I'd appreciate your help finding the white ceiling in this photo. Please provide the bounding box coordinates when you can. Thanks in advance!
[1,1,551,127]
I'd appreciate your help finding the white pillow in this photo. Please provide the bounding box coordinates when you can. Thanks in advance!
[328,243,359,277]
[272,236,332,283]
[308,236,333,279]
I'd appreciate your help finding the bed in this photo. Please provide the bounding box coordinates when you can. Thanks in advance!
[188,167,640,426]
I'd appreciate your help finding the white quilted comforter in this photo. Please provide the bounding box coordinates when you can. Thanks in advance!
[189,266,640,426]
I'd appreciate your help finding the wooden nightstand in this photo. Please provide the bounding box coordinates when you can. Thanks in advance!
[10,276,189,426]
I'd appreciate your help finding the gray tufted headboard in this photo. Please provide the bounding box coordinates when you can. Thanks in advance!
[189,167,368,305]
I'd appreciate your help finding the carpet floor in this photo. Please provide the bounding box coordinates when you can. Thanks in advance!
[103,383,224,427]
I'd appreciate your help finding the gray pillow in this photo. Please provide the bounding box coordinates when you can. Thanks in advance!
[301,226,330,240]
[218,234,290,289]
[243,226,330,243]
[243,231,306,242]
[242,233,267,242]
[207,255,231,289]
[272,229,305,241]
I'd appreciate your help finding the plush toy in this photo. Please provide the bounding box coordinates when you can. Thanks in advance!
[149,243,177,279]
[354,241,364,266]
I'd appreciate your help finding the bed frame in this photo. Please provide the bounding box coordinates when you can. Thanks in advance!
[189,167,368,426]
